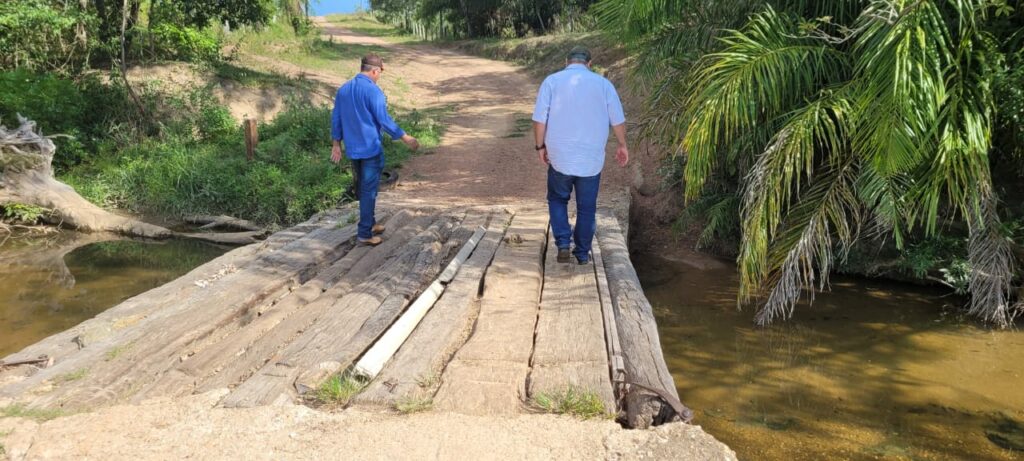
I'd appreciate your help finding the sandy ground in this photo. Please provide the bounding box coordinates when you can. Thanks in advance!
[0,390,735,460]
[0,19,738,461]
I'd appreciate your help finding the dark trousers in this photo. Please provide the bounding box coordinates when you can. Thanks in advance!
[547,166,601,261]
[351,154,384,239]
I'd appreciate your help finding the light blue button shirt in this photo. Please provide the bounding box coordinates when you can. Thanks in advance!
[532,64,626,177]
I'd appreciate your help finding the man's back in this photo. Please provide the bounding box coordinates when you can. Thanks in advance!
[532,64,625,177]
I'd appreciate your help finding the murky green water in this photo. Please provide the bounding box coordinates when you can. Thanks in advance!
[0,233,228,356]
[637,251,1024,461]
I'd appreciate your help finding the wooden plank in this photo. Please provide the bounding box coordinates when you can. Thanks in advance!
[595,210,679,428]
[6,220,362,409]
[592,234,626,409]
[221,214,458,408]
[527,230,614,411]
[130,212,419,401]
[433,211,546,415]
[0,212,331,369]
[291,213,462,391]
[354,212,507,406]
[191,211,425,396]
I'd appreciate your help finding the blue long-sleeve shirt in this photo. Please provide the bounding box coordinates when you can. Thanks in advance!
[331,74,406,159]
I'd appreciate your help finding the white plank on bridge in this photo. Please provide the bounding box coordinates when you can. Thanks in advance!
[433,211,547,415]
[354,212,507,406]
[131,211,418,401]
[220,215,457,407]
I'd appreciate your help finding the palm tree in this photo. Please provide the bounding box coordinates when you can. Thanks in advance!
[598,0,1023,327]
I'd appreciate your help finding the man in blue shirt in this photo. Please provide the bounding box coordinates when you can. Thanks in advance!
[331,54,419,245]
[532,46,629,264]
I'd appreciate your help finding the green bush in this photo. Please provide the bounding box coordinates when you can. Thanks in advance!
[0,0,96,73]
[62,99,448,227]
[63,102,353,226]
[0,70,131,168]
[0,203,50,224]
[145,23,221,63]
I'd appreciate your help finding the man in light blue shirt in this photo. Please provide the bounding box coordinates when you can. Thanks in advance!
[331,54,419,245]
[532,46,629,264]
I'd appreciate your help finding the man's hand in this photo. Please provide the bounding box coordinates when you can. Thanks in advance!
[331,143,343,164]
[615,145,629,167]
[538,147,549,164]
[401,134,420,152]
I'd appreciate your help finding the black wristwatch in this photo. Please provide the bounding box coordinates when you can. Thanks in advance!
[535,143,546,151]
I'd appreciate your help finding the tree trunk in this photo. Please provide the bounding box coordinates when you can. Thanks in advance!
[1,118,169,237]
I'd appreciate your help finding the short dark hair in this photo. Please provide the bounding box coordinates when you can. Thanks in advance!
[567,46,591,63]
[361,54,384,72]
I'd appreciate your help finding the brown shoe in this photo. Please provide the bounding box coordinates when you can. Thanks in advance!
[372,224,386,235]
[358,236,383,246]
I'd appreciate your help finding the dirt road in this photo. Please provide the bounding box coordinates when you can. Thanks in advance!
[256,17,633,205]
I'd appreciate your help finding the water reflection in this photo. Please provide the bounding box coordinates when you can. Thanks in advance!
[0,234,228,356]
[637,251,1024,461]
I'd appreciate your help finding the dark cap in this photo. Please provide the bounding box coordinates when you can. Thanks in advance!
[567,46,591,62]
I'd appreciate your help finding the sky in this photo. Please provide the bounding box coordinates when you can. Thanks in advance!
[311,0,370,16]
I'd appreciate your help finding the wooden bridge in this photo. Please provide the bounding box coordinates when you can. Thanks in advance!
[0,198,681,428]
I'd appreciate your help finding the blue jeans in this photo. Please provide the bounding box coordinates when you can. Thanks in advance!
[547,166,601,261]
[351,154,384,239]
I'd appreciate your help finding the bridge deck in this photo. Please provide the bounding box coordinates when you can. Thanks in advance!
[0,200,679,427]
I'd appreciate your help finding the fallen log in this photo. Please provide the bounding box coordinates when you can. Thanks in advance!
[0,117,171,238]
[185,215,263,232]
[178,230,268,245]
[0,356,53,369]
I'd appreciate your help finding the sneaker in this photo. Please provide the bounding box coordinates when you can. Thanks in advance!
[576,257,590,265]
[358,236,383,246]
[372,224,386,235]
[556,247,572,263]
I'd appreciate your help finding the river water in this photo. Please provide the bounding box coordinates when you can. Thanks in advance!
[0,233,227,357]
[636,251,1024,460]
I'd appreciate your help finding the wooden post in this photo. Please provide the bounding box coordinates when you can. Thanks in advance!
[244,118,258,161]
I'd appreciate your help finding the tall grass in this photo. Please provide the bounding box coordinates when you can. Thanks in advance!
[63,95,448,227]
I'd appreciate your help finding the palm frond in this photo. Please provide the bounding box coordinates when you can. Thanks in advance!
[680,7,848,199]
[738,92,853,304]
[967,194,1017,326]
[754,155,862,324]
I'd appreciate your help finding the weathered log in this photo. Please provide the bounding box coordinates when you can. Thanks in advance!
[185,214,263,232]
[220,214,456,407]
[0,118,171,237]
[0,356,53,369]
[1,219,360,409]
[178,231,267,245]
[354,213,505,406]
[190,211,424,396]
[592,234,626,411]
[0,210,336,372]
[130,215,409,402]
[433,211,547,415]
[595,210,680,428]
[528,229,615,411]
